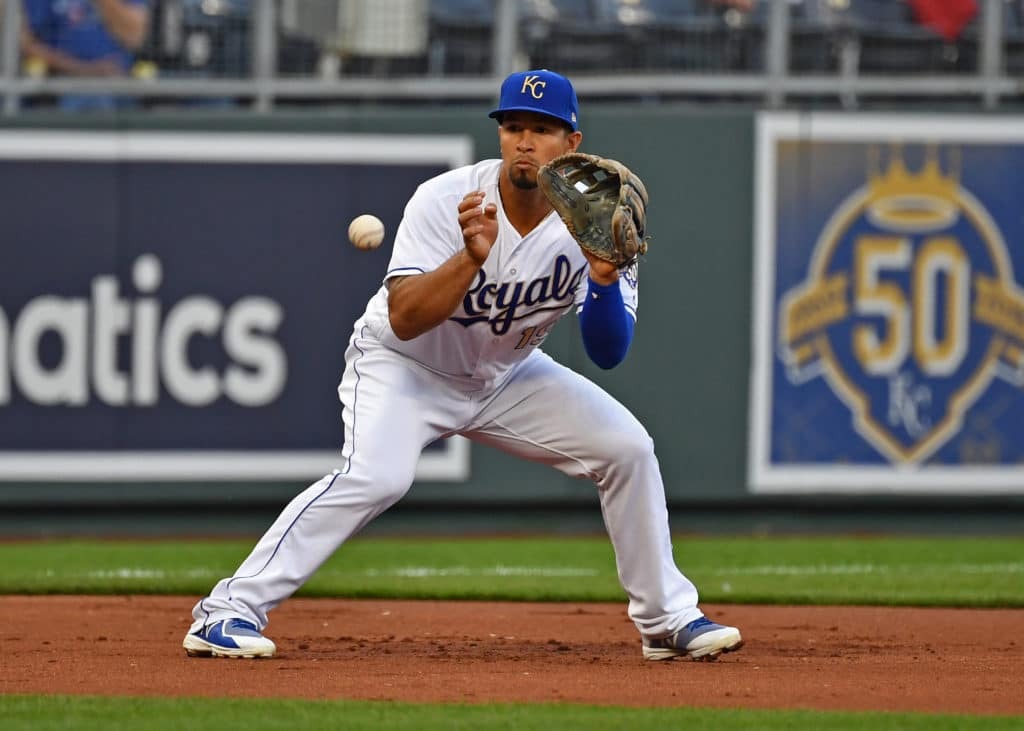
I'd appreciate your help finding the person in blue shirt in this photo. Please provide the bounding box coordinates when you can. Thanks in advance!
[21,0,151,111]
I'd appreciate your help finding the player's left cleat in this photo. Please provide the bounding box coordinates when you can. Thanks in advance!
[183,618,277,658]
[641,616,743,661]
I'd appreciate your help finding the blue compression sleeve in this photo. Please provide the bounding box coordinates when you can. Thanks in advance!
[578,277,635,369]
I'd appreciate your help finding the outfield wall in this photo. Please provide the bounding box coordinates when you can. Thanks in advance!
[1,108,1022,520]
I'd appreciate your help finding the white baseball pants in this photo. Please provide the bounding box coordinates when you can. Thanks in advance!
[191,325,703,638]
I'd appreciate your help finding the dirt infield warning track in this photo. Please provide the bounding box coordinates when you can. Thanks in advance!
[2,596,1022,715]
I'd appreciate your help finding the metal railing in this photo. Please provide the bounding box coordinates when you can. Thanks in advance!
[1,0,1021,115]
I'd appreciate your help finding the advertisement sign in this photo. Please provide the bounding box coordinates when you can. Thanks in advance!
[0,131,472,480]
[750,114,1024,493]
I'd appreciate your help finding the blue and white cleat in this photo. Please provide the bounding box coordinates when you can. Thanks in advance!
[642,616,743,661]
[183,618,277,658]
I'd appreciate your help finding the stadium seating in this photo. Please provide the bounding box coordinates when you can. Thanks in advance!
[427,0,494,75]
[135,0,1007,81]
[791,0,977,75]
[1004,0,1024,75]
[141,0,317,77]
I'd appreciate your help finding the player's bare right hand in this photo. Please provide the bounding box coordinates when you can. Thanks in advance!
[458,191,498,265]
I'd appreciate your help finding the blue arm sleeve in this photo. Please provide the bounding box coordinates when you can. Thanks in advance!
[578,277,635,369]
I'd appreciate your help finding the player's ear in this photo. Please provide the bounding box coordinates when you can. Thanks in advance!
[566,130,582,152]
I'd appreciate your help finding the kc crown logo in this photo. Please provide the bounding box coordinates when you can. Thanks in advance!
[520,75,546,99]
[777,145,1024,464]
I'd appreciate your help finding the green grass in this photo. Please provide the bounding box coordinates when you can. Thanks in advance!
[3,695,1021,731]
[0,535,1021,607]
[3,538,1022,728]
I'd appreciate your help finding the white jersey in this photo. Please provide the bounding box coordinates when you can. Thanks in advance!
[361,158,639,383]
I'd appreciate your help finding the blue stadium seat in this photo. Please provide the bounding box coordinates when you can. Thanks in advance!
[522,1,623,73]
[1004,1,1024,74]
[790,0,973,75]
[578,0,764,73]
[428,0,494,75]
[429,0,599,75]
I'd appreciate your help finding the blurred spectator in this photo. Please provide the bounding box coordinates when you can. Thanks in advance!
[710,0,756,11]
[21,0,152,111]
[907,0,977,41]
[339,0,429,76]
[704,0,761,29]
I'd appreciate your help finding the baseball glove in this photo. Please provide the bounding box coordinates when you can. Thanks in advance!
[538,152,649,269]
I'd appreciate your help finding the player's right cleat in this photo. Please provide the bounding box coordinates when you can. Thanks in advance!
[641,616,743,661]
[183,618,276,658]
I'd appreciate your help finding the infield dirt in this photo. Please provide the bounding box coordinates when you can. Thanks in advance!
[2,596,1021,715]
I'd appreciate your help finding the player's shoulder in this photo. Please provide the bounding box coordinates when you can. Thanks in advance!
[415,159,501,199]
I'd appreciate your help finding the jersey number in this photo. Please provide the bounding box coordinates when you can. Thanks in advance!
[515,324,551,350]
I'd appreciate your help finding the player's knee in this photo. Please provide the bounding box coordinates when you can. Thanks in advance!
[589,426,656,476]
[372,470,415,506]
[614,428,657,466]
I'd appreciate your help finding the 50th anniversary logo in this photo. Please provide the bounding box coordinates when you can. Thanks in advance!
[749,115,1024,494]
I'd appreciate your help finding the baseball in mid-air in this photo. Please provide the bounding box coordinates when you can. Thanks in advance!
[348,214,385,251]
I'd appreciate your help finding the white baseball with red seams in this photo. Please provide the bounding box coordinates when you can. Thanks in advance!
[189,159,716,651]
[348,213,385,250]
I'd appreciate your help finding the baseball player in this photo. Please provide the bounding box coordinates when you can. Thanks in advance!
[183,69,743,662]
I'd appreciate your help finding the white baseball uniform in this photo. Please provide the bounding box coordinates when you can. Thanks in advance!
[190,158,703,640]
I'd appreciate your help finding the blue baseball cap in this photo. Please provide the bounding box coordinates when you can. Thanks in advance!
[488,69,579,131]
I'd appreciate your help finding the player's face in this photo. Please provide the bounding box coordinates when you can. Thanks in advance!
[499,112,580,190]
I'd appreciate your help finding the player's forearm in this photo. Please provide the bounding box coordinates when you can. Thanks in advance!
[387,249,482,340]
[579,277,634,369]
[93,0,150,50]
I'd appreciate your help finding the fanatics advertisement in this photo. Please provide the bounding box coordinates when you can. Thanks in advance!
[749,114,1024,494]
[0,130,472,481]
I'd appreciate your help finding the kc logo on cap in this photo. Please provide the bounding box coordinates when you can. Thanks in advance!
[489,69,579,131]
[520,74,547,99]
